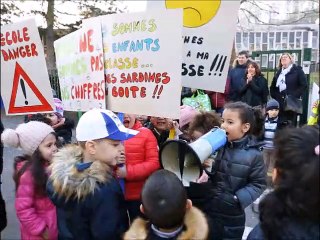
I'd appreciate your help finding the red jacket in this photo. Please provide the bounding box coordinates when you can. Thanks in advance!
[124,121,160,200]
[205,77,231,109]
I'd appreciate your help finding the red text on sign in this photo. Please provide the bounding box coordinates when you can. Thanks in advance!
[1,27,30,47]
[112,86,146,98]
[79,29,94,53]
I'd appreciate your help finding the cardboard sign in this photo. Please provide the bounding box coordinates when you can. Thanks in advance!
[84,10,183,118]
[309,82,319,117]
[148,0,240,92]
[0,18,54,115]
[54,24,105,111]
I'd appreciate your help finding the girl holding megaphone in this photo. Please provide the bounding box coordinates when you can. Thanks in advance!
[196,102,267,240]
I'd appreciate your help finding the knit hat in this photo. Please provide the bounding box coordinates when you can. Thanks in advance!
[1,121,54,155]
[179,105,199,129]
[266,99,280,111]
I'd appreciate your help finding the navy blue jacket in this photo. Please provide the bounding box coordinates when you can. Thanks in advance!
[47,146,129,240]
[206,136,267,239]
[228,63,248,101]
[248,220,319,240]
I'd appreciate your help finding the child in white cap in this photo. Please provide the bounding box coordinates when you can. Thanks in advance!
[46,109,138,240]
[1,121,58,240]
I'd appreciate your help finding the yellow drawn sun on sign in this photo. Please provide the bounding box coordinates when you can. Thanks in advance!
[165,0,221,28]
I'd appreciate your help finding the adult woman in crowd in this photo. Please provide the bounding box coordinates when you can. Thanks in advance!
[270,53,307,125]
[239,62,269,108]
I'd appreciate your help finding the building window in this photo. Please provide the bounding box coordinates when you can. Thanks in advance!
[256,32,261,50]
[289,32,294,43]
[303,31,308,43]
[236,43,241,52]
[269,54,275,69]
[262,44,268,50]
[295,32,301,48]
[282,32,288,49]
[249,32,254,44]
[261,54,268,68]
[269,32,275,50]
[236,32,241,44]
[250,43,255,51]
[312,31,318,49]
[276,32,281,43]
[242,32,249,49]
[262,32,268,43]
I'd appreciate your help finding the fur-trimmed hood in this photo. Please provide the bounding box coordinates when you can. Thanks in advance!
[124,207,208,240]
[48,145,112,201]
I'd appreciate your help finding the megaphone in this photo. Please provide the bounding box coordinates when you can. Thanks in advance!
[160,127,227,186]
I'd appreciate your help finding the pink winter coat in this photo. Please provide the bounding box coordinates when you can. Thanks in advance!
[15,161,58,240]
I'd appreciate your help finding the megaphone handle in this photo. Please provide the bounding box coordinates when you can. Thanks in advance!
[204,168,216,178]
[178,143,186,180]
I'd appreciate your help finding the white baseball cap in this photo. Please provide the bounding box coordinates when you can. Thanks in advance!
[76,109,138,141]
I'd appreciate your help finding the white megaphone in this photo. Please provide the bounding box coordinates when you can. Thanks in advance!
[160,127,227,186]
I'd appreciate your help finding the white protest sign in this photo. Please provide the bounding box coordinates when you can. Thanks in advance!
[54,24,105,111]
[309,82,319,118]
[1,18,54,115]
[84,10,183,118]
[148,0,240,92]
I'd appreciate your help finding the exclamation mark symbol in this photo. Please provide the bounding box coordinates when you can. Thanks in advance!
[219,56,227,76]
[214,55,224,76]
[209,54,219,76]
[157,85,163,99]
[20,79,28,105]
[153,85,159,98]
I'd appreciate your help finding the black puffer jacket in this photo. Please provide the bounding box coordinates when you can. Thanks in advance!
[240,75,269,107]
[206,135,267,240]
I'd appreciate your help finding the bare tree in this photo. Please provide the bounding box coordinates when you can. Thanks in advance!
[229,0,319,64]
[0,0,127,70]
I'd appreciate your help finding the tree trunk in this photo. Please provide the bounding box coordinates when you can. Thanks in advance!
[45,0,55,71]
[229,38,236,68]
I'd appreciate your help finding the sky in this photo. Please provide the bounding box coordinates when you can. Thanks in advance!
[9,0,147,28]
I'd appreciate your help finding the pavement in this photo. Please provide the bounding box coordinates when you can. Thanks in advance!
[0,110,260,240]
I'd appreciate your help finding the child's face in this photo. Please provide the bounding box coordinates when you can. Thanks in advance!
[221,109,250,142]
[123,114,136,129]
[150,117,170,131]
[38,133,58,162]
[45,113,59,125]
[267,109,279,118]
[92,139,123,166]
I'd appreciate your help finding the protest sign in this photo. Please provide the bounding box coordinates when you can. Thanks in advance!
[148,0,240,92]
[84,10,183,118]
[309,82,319,118]
[1,18,54,115]
[54,24,105,111]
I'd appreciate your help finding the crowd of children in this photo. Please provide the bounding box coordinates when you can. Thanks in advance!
[1,101,319,239]
[0,52,318,240]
